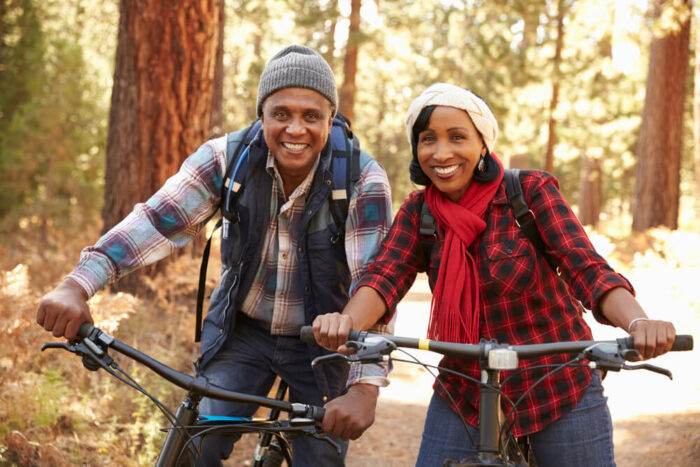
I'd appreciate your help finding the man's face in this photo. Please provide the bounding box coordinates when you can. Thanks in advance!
[261,87,333,187]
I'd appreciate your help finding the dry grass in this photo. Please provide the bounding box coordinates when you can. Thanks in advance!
[0,218,698,466]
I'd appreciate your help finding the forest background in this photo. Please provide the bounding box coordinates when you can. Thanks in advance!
[1,0,699,465]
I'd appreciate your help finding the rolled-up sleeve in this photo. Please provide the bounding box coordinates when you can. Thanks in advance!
[67,137,227,297]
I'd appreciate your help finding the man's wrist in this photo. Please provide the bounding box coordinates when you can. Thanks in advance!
[348,382,379,398]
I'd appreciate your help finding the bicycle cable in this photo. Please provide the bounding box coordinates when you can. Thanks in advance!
[499,356,584,451]
[392,351,522,455]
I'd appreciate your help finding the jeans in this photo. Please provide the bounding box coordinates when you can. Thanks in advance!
[416,371,615,467]
[194,313,348,466]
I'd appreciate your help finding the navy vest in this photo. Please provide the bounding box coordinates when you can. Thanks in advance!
[198,130,372,400]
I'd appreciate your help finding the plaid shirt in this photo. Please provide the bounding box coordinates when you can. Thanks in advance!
[357,170,633,436]
[67,133,393,384]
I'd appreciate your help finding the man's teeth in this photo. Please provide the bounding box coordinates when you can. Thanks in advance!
[434,165,458,175]
[284,143,306,150]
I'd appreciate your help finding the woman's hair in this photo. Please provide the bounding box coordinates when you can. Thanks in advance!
[409,105,500,186]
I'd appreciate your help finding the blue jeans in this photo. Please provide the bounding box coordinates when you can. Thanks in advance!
[416,371,615,467]
[194,313,348,466]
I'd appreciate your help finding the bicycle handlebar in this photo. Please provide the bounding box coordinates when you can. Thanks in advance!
[299,325,693,360]
[69,323,325,422]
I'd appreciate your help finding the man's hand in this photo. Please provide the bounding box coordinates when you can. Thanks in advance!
[312,312,354,354]
[36,278,93,339]
[322,383,378,440]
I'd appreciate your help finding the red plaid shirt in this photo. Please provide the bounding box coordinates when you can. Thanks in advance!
[357,170,633,436]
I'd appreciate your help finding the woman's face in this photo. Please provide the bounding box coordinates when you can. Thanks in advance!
[416,106,485,203]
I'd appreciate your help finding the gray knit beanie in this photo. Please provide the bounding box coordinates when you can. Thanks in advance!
[256,45,338,117]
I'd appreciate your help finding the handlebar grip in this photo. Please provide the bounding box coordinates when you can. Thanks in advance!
[300,325,316,343]
[78,322,95,339]
[620,334,693,352]
[299,325,367,344]
[311,405,325,423]
[671,334,693,351]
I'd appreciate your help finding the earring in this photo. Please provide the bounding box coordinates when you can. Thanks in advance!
[477,156,486,173]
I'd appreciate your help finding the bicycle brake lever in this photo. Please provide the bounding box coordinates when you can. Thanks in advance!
[623,363,673,380]
[310,353,350,368]
[311,432,342,455]
[41,342,75,352]
[348,336,396,361]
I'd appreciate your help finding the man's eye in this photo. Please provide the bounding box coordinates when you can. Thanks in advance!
[304,113,320,121]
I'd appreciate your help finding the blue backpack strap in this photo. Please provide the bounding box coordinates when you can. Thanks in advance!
[328,114,360,239]
[195,120,261,342]
[221,120,263,231]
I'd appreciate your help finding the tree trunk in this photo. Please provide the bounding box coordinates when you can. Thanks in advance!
[578,155,602,226]
[544,0,565,174]
[103,0,220,293]
[694,7,700,210]
[632,0,690,231]
[338,0,361,123]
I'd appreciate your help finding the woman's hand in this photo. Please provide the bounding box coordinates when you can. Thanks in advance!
[312,312,354,354]
[599,287,676,360]
[312,286,389,353]
[627,318,676,360]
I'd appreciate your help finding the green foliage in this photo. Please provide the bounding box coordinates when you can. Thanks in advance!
[0,0,111,238]
[32,369,70,427]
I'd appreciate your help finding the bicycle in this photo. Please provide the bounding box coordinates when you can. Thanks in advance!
[41,323,338,467]
[300,326,693,467]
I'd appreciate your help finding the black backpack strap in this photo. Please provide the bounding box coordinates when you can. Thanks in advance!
[504,169,559,274]
[419,200,437,268]
[195,217,222,342]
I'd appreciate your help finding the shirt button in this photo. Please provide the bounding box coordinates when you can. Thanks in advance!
[279,292,285,298]
[304,285,310,292]
[281,252,288,260]
[307,209,313,216]
[298,247,303,253]
[507,248,513,254]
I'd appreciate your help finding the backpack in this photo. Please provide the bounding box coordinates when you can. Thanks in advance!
[195,114,362,342]
[419,168,559,273]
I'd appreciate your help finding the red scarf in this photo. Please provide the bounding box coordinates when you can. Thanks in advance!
[425,155,504,343]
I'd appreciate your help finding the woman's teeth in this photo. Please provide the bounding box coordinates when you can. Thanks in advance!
[434,165,458,176]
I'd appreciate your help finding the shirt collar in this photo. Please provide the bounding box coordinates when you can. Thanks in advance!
[266,151,321,200]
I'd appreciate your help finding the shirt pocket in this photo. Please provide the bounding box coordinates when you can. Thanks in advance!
[485,238,538,296]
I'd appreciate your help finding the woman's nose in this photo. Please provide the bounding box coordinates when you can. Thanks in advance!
[433,142,452,161]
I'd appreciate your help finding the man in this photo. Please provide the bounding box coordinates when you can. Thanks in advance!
[36,45,392,465]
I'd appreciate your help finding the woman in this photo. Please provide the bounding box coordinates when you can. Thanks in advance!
[313,83,676,466]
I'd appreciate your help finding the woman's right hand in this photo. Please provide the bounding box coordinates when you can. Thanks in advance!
[36,278,93,339]
[312,312,355,354]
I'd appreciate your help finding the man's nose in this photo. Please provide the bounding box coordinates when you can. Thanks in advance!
[286,116,305,135]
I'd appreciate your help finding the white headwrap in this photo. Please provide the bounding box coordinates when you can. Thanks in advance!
[405,83,499,153]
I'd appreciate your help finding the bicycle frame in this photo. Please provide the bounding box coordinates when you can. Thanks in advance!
[301,327,693,467]
[41,324,331,467]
